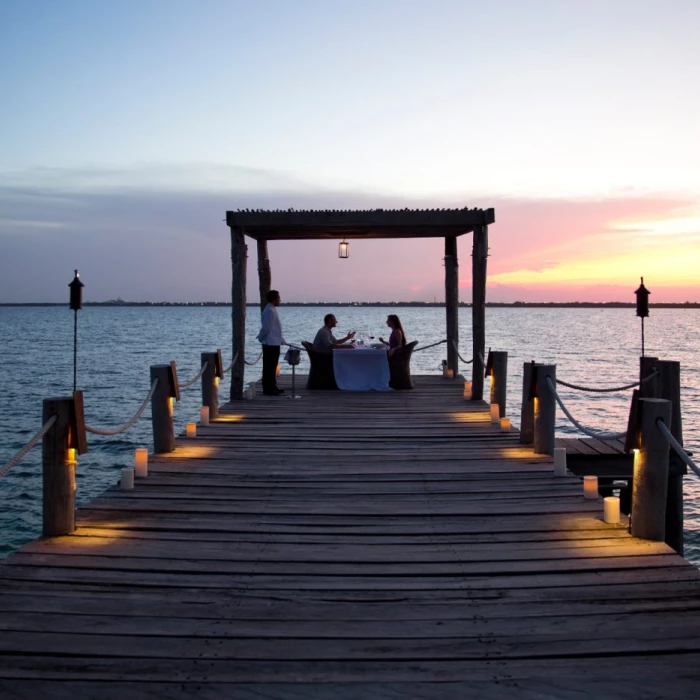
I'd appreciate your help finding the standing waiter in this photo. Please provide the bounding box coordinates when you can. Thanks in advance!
[257,289,286,395]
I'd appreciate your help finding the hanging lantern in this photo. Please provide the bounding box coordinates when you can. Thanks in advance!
[635,277,650,357]
[68,269,84,310]
[68,269,85,392]
[338,238,349,259]
[635,277,650,318]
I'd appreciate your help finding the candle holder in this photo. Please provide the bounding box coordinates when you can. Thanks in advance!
[500,417,511,431]
[604,496,620,524]
[583,475,598,499]
[200,406,210,426]
[120,468,134,490]
[134,448,148,477]
[553,447,567,477]
[186,423,197,438]
[490,403,500,424]
[463,381,472,400]
[445,368,454,379]
[66,447,77,464]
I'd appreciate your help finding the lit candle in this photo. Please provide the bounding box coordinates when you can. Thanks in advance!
[553,447,567,477]
[134,447,148,477]
[463,381,472,400]
[200,406,210,426]
[186,422,197,438]
[490,403,500,424]
[120,467,134,490]
[213,376,219,387]
[583,475,598,499]
[500,417,511,431]
[66,447,77,464]
[276,363,281,377]
[445,368,454,379]
[604,496,620,524]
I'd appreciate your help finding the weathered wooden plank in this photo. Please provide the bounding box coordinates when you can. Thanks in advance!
[2,375,699,696]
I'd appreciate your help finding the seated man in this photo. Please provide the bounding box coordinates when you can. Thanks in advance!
[313,314,356,352]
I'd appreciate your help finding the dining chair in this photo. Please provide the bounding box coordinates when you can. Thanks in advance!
[301,341,339,390]
[388,340,418,390]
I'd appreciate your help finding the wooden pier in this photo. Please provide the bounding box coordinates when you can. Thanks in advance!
[2,376,700,698]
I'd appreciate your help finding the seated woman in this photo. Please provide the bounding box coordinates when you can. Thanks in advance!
[378,314,406,357]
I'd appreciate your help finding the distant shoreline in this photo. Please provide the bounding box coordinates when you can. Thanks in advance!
[2,301,700,309]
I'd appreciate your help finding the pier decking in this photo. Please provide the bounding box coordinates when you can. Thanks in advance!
[2,376,700,698]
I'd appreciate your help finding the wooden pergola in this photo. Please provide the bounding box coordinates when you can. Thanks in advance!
[226,207,495,400]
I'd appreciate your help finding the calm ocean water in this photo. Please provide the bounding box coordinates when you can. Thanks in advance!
[1,305,699,564]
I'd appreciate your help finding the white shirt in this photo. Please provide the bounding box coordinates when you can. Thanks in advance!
[257,303,286,346]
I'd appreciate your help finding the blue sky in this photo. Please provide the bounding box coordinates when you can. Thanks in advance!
[1,0,699,302]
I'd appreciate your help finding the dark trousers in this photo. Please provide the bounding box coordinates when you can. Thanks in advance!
[262,344,281,393]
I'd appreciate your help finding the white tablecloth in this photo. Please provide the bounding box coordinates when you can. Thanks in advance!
[333,348,391,391]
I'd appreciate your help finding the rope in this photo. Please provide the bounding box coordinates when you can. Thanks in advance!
[545,376,627,440]
[413,339,447,353]
[178,361,208,389]
[656,419,700,480]
[84,379,159,436]
[557,369,659,394]
[222,351,239,375]
[0,416,58,478]
[450,339,474,364]
[244,351,263,366]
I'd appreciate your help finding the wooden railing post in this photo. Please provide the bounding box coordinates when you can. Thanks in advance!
[489,351,508,421]
[637,357,685,553]
[533,364,556,455]
[201,351,222,420]
[150,364,175,453]
[42,397,76,537]
[631,398,671,542]
[520,361,536,444]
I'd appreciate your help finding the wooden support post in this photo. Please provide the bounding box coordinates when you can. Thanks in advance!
[520,361,536,444]
[631,398,671,542]
[230,226,247,400]
[201,351,220,420]
[638,356,660,399]
[42,397,76,537]
[533,364,556,455]
[150,364,175,453]
[444,236,459,378]
[257,239,271,311]
[471,224,488,400]
[489,351,508,421]
[637,357,685,553]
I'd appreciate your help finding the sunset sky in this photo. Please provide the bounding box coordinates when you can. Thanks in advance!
[1,0,699,303]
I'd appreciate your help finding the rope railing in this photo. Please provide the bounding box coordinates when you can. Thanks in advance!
[84,379,159,436]
[557,368,659,394]
[545,376,627,441]
[222,351,239,375]
[414,339,447,353]
[0,415,58,479]
[656,419,700,480]
[244,351,263,366]
[178,361,208,389]
[450,339,474,364]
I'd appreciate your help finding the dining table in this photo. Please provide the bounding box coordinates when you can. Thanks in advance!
[332,346,391,391]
